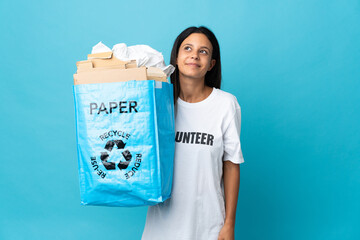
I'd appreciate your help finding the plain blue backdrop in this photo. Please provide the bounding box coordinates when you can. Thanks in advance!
[1,0,359,239]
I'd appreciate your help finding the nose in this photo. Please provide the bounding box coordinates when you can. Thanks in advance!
[190,52,199,60]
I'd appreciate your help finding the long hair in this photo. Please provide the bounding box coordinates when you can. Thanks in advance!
[170,26,222,104]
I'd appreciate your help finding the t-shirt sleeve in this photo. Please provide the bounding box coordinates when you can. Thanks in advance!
[222,107,244,164]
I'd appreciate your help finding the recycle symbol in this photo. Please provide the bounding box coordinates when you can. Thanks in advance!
[100,139,132,170]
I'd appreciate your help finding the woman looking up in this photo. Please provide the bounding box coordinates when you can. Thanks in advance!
[142,26,244,240]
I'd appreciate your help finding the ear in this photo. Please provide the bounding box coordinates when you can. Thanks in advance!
[208,59,216,71]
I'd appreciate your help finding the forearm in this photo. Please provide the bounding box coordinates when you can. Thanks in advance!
[223,161,240,227]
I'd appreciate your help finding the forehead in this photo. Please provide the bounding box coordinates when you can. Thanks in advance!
[181,33,213,50]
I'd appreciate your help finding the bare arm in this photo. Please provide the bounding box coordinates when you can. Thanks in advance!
[223,160,240,226]
[218,161,240,240]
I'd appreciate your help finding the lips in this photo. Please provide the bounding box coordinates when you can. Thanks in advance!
[186,63,200,67]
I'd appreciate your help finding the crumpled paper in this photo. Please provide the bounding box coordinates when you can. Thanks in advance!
[92,42,175,78]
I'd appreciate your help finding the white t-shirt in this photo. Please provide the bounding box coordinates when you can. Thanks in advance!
[141,87,244,240]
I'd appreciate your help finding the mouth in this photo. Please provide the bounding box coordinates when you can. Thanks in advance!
[185,63,200,67]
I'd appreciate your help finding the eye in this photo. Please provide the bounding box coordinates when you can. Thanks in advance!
[200,49,208,54]
[184,46,191,51]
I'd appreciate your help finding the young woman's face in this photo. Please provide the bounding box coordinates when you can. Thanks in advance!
[176,33,216,80]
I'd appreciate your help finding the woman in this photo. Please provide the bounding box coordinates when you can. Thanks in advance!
[142,26,244,240]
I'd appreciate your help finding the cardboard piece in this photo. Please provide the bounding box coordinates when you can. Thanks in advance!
[74,51,167,85]
[74,67,148,85]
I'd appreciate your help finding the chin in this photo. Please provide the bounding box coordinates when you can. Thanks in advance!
[180,70,206,79]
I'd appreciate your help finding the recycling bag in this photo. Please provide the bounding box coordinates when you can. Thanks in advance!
[73,80,175,207]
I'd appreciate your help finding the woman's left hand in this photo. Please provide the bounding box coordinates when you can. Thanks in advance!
[218,223,235,240]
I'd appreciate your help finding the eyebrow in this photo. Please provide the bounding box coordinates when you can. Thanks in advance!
[183,43,211,51]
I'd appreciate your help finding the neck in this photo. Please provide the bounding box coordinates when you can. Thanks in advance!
[179,75,212,103]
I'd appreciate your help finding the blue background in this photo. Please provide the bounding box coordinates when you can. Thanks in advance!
[1,0,359,239]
